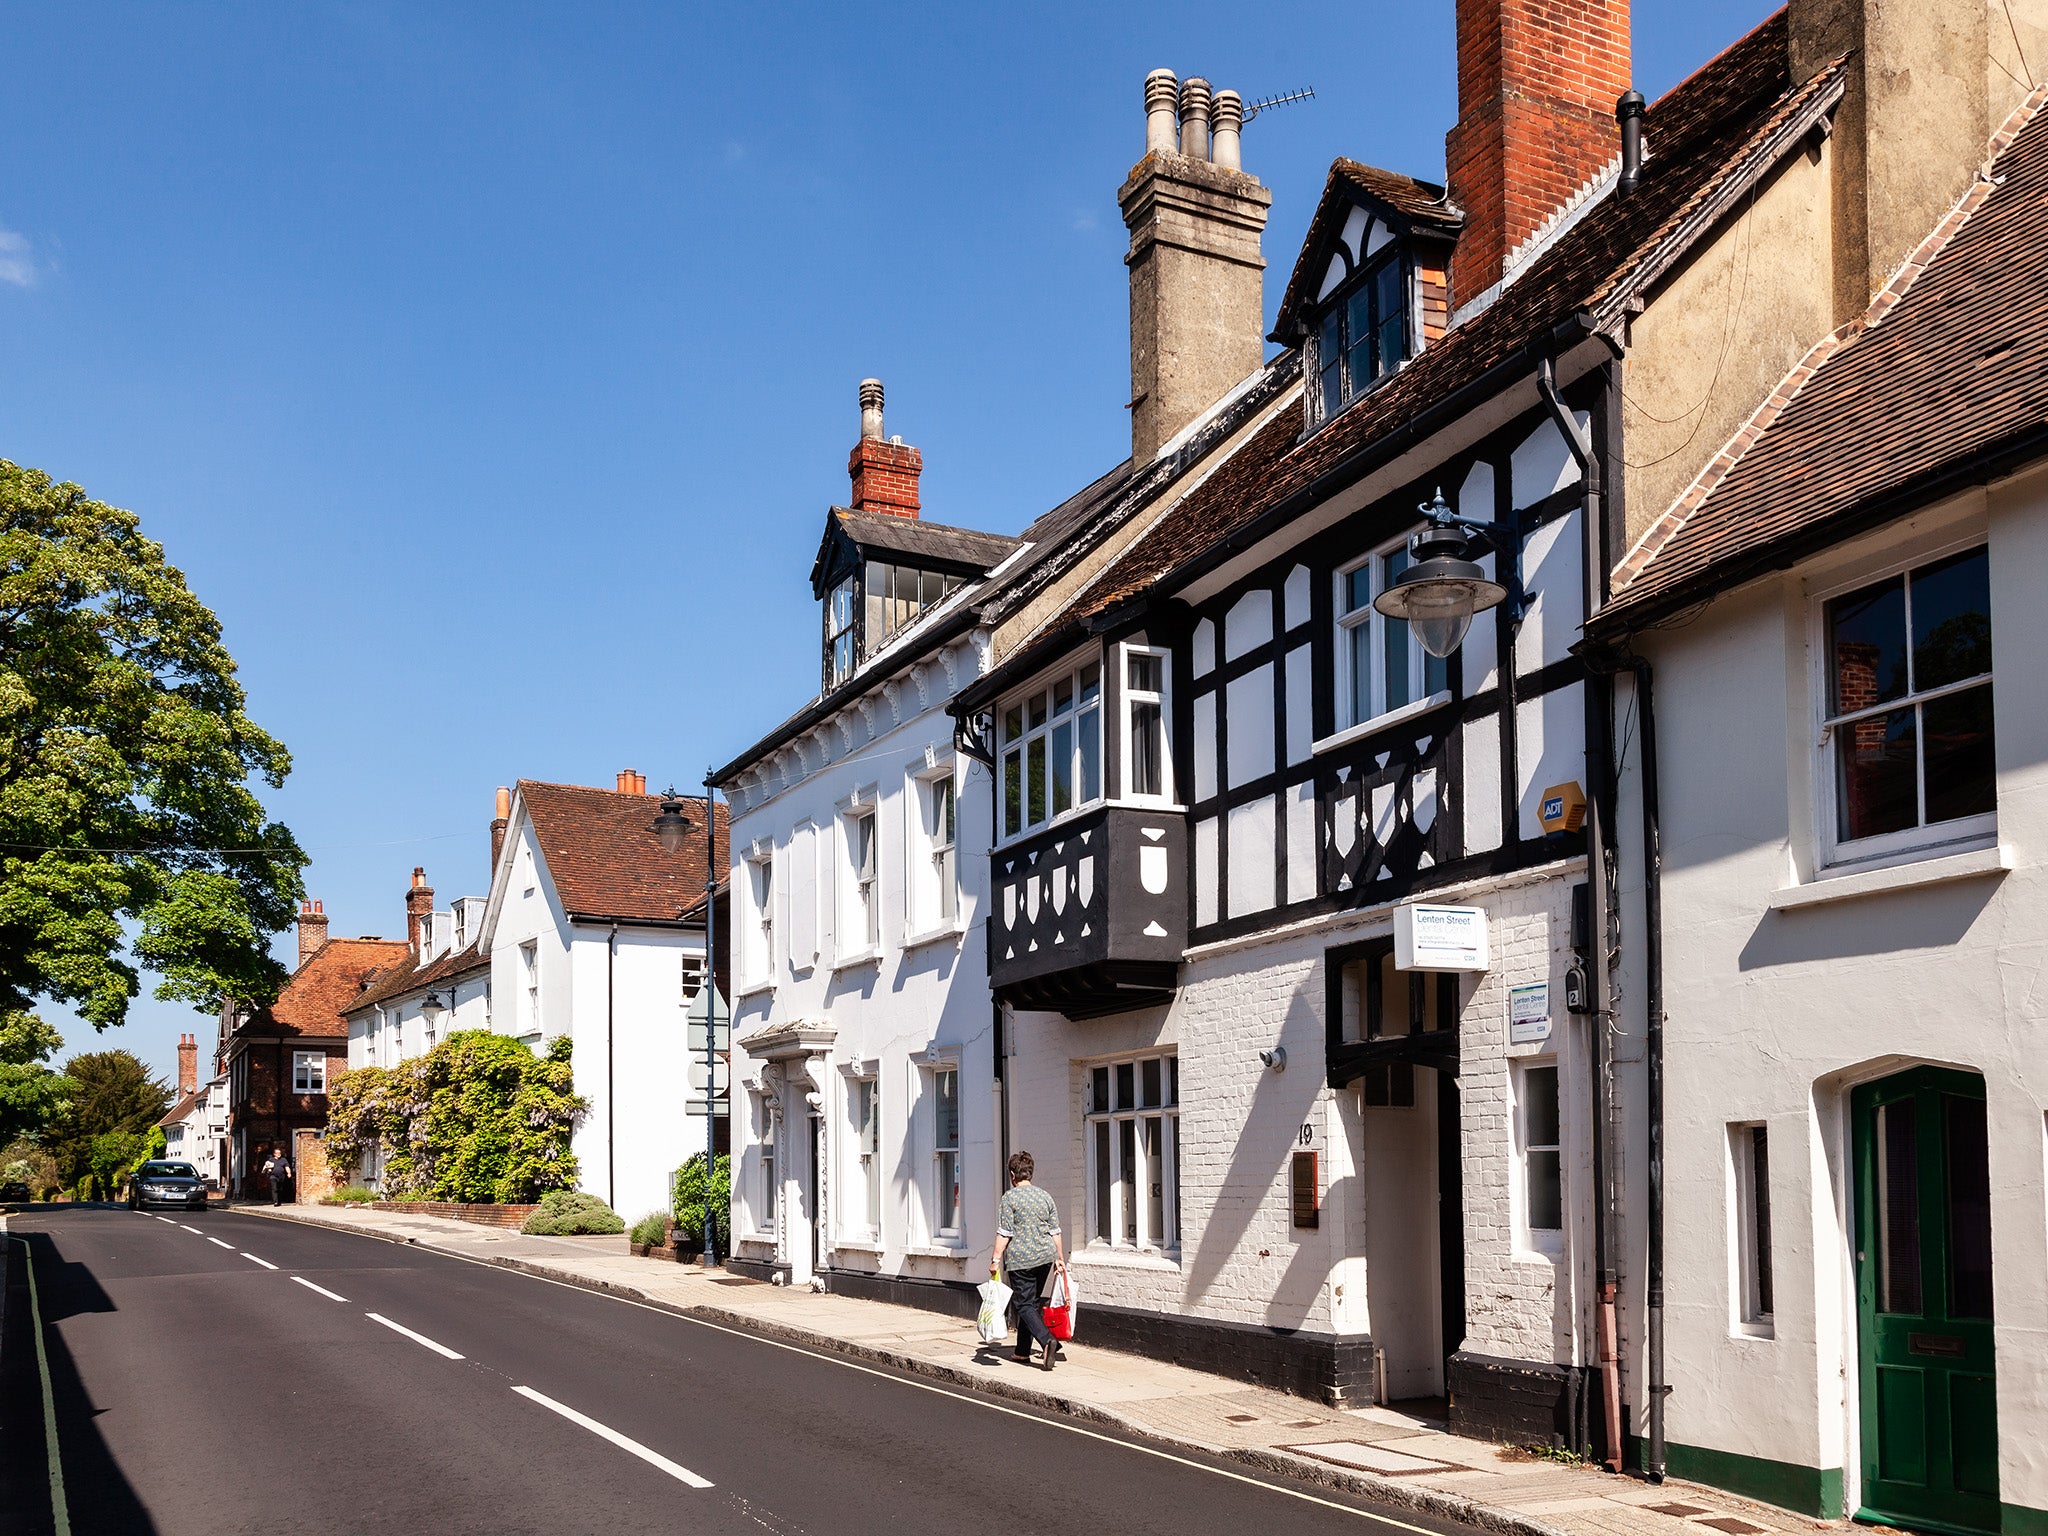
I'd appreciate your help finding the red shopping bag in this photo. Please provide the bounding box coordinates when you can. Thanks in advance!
[1043,1265,1078,1341]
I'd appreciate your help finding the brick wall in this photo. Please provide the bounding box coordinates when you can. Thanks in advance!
[847,438,923,519]
[365,1200,540,1229]
[1445,0,1630,302]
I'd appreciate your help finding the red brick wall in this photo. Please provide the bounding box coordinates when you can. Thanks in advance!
[365,1201,541,1230]
[1445,0,1631,303]
[846,438,923,519]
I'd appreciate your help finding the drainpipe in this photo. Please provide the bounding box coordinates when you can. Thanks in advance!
[608,922,619,1210]
[1537,353,1625,1471]
[1633,655,1667,1482]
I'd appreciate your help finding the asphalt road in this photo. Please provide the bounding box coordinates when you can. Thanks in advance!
[2,1207,1477,1536]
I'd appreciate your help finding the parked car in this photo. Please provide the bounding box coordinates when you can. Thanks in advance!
[0,1180,29,1203]
[129,1161,208,1211]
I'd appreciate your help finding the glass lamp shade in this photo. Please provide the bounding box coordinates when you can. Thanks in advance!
[651,796,693,853]
[1373,556,1508,658]
[420,992,447,1018]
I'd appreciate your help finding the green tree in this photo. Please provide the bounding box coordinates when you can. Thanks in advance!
[45,1048,170,1188]
[0,1012,77,1144]
[0,461,306,1036]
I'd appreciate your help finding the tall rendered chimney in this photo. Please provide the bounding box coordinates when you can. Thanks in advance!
[296,899,329,969]
[490,786,511,874]
[1444,0,1631,305]
[177,1033,198,1096]
[846,379,923,519]
[407,867,434,956]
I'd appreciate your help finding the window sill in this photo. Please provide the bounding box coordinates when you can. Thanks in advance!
[1771,842,2010,910]
[830,1236,884,1255]
[736,979,776,1001]
[1514,1241,1565,1266]
[1071,1246,1182,1274]
[1312,691,1453,757]
[830,949,882,974]
[1732,1320,1776,1341]
[996,799,1106,852]
[903,1243,968,1261]
[902,924,965,954]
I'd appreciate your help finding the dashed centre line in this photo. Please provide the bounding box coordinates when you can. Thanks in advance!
[511,1385,713,1488]
[366,1312,464,1360]
[241,1252,278,1270]
[207,1237,235,1249]
[291,1276,348,1302]
[179,1224,202,1234]
[155,1216,174,1224]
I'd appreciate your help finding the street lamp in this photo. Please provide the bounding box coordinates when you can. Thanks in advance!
[419,990,449,1020]
[653,781,725,1269]
[1372,489,1521,659]
[651,790,693,853]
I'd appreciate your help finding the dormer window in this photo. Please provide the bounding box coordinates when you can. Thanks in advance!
[822,561,964,690]
[825,576,857,688]
[1313,252,1408,424]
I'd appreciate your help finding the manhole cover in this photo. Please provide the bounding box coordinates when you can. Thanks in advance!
[1224,1414,1260,1423]
[1699,1521,1765,1534]
[1649,1506,1709,1518]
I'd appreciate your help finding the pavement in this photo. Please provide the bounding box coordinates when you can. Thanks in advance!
[0,1204,1524,1536]
[223,1201,1837,1536]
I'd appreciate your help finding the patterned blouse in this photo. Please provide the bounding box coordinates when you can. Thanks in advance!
[995,1184,1062,1272]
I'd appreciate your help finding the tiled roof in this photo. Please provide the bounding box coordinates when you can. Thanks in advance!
[1602,85,2048,624]
[828,508,1023,573]
[1038,12,1837,638]
[239,937,409,1041]
[1274,160,1461,342]
[521,780,727,924]
[158,1086,206,1128]
[343,938,493,1017]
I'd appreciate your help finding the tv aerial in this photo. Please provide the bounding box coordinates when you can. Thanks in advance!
[1242,87,1316,123]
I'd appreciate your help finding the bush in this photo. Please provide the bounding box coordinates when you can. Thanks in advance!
[670,1153,731,1245]
[323,1185,379,1205]
[520,1189,624,1236]
[629,1211,668,1247]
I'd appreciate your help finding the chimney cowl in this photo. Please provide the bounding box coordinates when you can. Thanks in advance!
[1211,89,1245,170]
[846,378,923,519]
[1177,77,1212,160]
[1144,69,1179,155]
[859,378,884,441]
[1616,90,1647,193]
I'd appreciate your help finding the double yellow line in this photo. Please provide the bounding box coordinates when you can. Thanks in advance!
[5,1226,71,1536]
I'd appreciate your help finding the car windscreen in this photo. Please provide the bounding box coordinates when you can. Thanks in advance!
[141,1162,199,1180]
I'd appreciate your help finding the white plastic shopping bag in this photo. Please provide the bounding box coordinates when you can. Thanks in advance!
[1044,1265,1079,1341]
[976,1274,1013,1344]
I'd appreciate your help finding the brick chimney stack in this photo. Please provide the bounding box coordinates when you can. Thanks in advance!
[1119,68,1271,465]
[1444,0,1631,306]
[846,379,923,520]
[407,867,434,955]
[615,769,647,795]
[296,899,329,969]
[490,786,511,875]
[177,1032,198,1096]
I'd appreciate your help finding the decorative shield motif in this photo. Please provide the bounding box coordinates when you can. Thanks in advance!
[1051,865,1068,915]
[1002,883,1016,930]
[1139,845,1169,895]
[1025,876,1040,922]
[1076,856,1095,907]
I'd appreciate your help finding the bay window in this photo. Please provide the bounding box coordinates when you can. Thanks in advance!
[1820,544,1993,863]
[999,662,1102,840]
[1085,1053,1180,1254]
[1337,541,1451,729]
[1122,647,1171,801]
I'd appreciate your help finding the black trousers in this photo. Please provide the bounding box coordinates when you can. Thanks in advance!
[1008,1263,1055,1358]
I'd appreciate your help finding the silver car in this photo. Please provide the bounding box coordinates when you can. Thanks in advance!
[130,1160,209,1210]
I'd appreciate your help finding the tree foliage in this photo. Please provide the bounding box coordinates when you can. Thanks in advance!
[44,1048,170,1188]
[0,461,306,1033]
[0,1012,76,1145]
[670,1152,731,1244]
[323,1031,587,1204]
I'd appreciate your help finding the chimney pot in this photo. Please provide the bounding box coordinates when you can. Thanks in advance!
[859,378,885,441]
[491,786,511,873]
[1144,69,1180,155]
[847,378,923,519]
[296,898,330,968]
[177,1032,198,1096]
[1178,77,1212,160]
[1211,90,1244,171]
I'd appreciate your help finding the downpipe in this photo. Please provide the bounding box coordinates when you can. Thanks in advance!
[1634,657,1668,1482]
[1538,354,1625,1472]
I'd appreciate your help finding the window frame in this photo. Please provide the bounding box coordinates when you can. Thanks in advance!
[921,1059,964,1245]
[518,940,540,1036]
[1810,536,1996,872]
[1119,643,1175,804]
[1309,248,1410,427]
[741,847,776,987]
[996,659,1104,845]
[1334,535,1454,732]
[1729,1121,1775,1335]
[839,801,881,961]
[1513,1058,1565,1256]
[291,1050,327,1095]
[906,762,962,938]
[751,1091,779,1238]
[846,1072,882,1243]
[1082,1052,1181,1258]
[823,574,857,690]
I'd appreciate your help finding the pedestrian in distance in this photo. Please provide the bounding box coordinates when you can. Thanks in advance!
[991,1150,1066,1372]
[263,1147,292,1207]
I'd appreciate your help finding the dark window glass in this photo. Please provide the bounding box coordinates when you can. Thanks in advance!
[1345,286,1373,395]
[1130,700,1163,796]
[1877,1098,1923,1315]
[1374,259,1405,376]
[1528,1151,1563,1231]
[1319,310,1343,421]
[1128,653,1162,693]
[1091,1066,1110,1115]
[1923,685,1995,825]
[1751,1125,1774,1318]
[1346,564,1373,615]
[1910,547,1991,690]
[1526,1066,1560,1146]
[1002,748,1021,838]
[1837,705,1918,842]
[1093,1121,1112,1241]
[1116,1062,1135,1112]
[1141,1058,1162,1108]
[1026,736,1047,825]
[1828,574,1909,714]
[1945,1095,1993,1321]
[1050,719,1074,814]
[1119,1119,1137,1243]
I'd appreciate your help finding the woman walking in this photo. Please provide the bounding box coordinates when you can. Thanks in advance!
[991,1151,1066,1371]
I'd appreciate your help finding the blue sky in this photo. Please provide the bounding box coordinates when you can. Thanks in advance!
[1,0,1775,1088]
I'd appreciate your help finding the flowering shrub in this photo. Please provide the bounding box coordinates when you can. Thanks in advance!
[521,1189,624,1235]
[322,1031,586,1203]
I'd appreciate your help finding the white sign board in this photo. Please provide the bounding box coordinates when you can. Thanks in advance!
[1508,981,1552,1044]
[1393,903,1490,972]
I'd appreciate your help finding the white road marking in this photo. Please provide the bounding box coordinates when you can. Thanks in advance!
[207,1237,235,1249]
[155,1216,174,1224]
[291,1276,348,1302]
[179,1225,202,1234]
[510,1385,712,1488]
[241,1252,278,1269]
[7,1237,71,1535]
[366,1312,464,1360]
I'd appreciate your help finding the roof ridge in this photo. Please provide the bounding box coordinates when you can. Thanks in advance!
[1612,79,2048,597]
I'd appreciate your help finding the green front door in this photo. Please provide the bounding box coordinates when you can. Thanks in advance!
[1852,1067,1998,1536]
